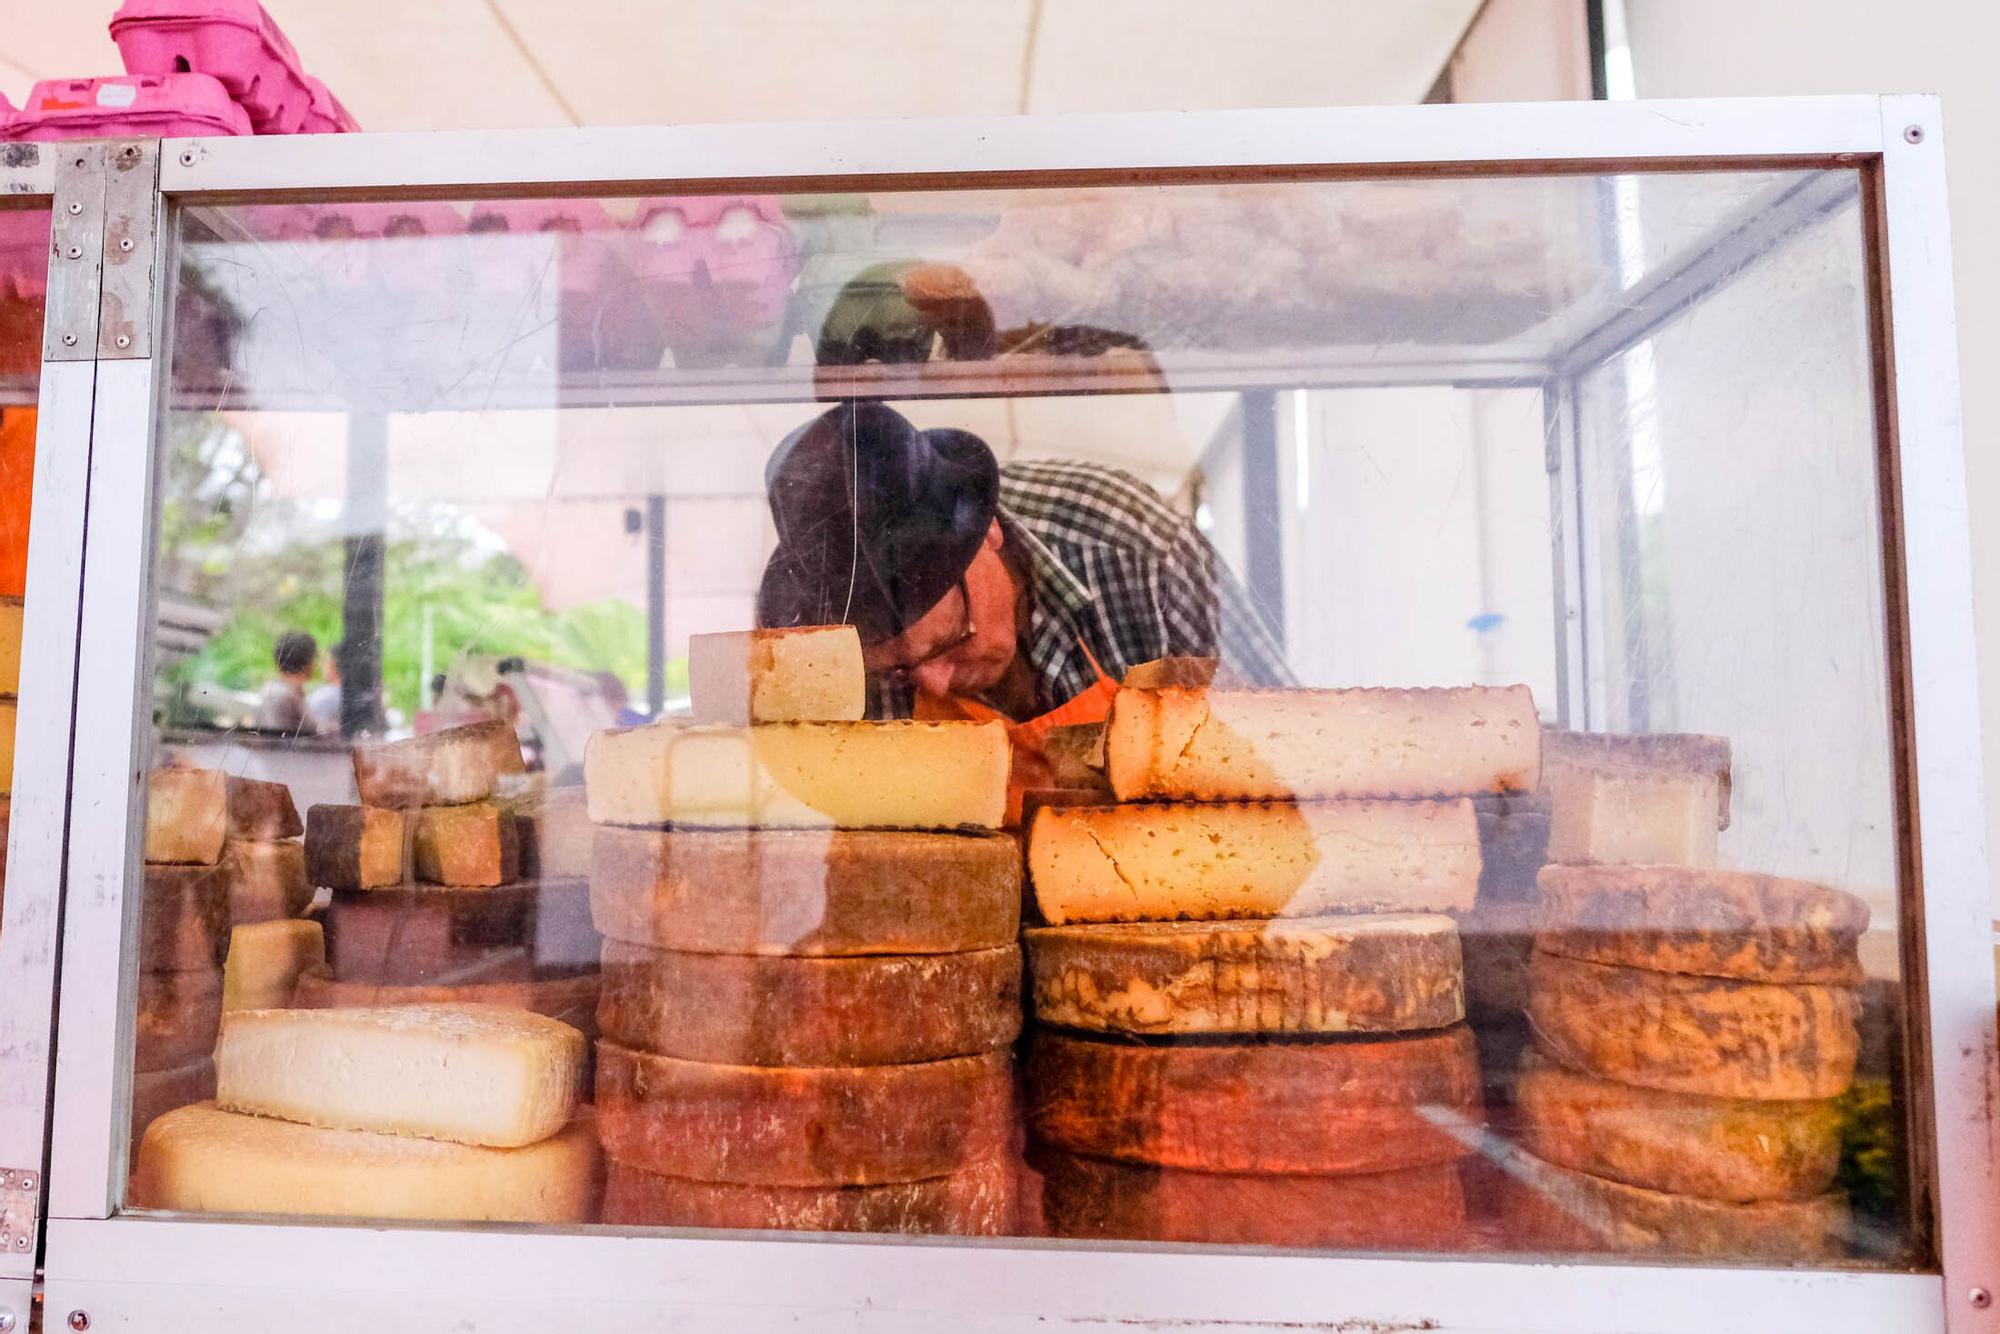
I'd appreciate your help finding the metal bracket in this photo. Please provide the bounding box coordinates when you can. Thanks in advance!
[42,144,106,363]
[0,1168,38,1256]
[99,141,161,360]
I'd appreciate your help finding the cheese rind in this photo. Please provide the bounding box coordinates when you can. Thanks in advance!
[140,861,233,971]
[1527,951,1860,1100]
[136,967,224,1073]
[596,1043,1013,1187]
[304,804,410,891]
[1517,1056,1841,1202]
[1456,903,1536,1023]
[225,775,303,841]
[1535,864,1869,985]
[1542,728,1733,828]
[1120,656,1221,690]
[1546,763,1720,867]
[1029,799,1480,925]
[292,969,600,1040]
[1027,1027,1481,1175]
[224,839,311,924]
[599,941,1021,1066]
[584,719,1009,830]
[214,1003,585,1148]
[222,919,326,1011]
[688,626,866,725]
[352,719,524,809]
[322,881,594,986]
[590,826,1020,955]
[603,1156,1016,1235]
[131,1103,601,1223]
[413,802,521,887]
[1104,684,1540,802]
[1024,914,1464,1035]
[146,768,229,865]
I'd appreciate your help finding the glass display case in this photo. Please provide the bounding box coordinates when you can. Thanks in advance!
[11,98,1996,1333]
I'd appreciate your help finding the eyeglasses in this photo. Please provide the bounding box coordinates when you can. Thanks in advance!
[872,579,976,689]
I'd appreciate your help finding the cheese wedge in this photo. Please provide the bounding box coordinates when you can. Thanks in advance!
[223,919,326,1011]
[688,626,865,725]
[225,839,311,924]
[584,719,1008,830]
[304,804,410,890]
[225,775,303,841]
[214,1003,585,1147]
[352,719,524,810]
[1104,684,1540,802]
[413,802,521,887]
[0,597,20,694]
[1547,763,1720,867]
[146,767,229,865]
[1029,799,1480,925]
[131,1103,601,1223]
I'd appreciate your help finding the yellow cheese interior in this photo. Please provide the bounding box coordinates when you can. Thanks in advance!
[223,919,325,1011]
[145,768,229,865]
[1547,764,1721,866]
[688,626,865,724]
[226,839,309,923]
[0,599,21,695]
[0,697,14,798]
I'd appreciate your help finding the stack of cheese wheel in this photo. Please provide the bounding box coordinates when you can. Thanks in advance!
[294,720,600,1040]
[1503,737,1867,1262]
[0,593,18,931]
[1021,672,1541,1249]
[131,1004,600,1223]
[219,775,325,1015]
[586,627,1023,1236]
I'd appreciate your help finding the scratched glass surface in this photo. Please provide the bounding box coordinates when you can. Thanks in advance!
[117,170,1919,1268]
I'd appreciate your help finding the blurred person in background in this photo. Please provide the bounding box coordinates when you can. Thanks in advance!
[255,629,320,735]
[305,641,343,734]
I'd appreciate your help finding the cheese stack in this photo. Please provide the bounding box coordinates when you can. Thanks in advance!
[1495,744,1868,1261]
[0,594,19,929]
[131,1004,601,1223]
[1022,676,1538,1250]
[299,721,602,1041]
[586,627,1023,1237]
[218,775,325,1015]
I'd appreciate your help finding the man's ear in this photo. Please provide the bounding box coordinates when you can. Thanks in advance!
[984,519,1005,551]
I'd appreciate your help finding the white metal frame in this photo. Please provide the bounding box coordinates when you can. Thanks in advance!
[23,96,1995,1333]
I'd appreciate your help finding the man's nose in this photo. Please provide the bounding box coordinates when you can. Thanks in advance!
[912,659,955,698]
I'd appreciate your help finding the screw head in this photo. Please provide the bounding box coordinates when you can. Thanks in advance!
[16,1173,33,1191]
[1974,1287,1993,1309]
[0,1310,16,1331]
[114,334,131,349]
[178,149,197,166]
[118,238,134,252]
[9,1236,23,1250]
[66,1312,88,1332]
[65,201,81,215]
[1905,124,1926,144]
[64,246,82,260]
[60,333,77,347]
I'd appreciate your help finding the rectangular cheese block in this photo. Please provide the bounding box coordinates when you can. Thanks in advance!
[1544,728,1732,828]
[585,719,1008,830]
[214,1003,586,1147]
[304,804,410,890]
[688,626,865,725]
[222,918,325,1011]
[225,775,303,840]
[1030,799,1481,925]
[413,802,521,887]
[225,839,312,923]
[0,597,20,695]
[146,767,229,865]
[507,785,592,881]
[1546,763,1720,867]
[1105,684,1540,802]
[352,719,523,809]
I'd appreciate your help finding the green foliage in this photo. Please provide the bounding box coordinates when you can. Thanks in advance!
[1833,1077,1898,1224]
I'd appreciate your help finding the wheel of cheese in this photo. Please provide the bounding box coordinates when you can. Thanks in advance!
[1527,951,1860,1100]
[1516,1056,1840,1203]
[323,880,596,986]
[602,1155,1017,1235]
[1535,865,1867,984]
[136,968,223,1073]
[140,862,232,971]
[1024,914,1463,1036]
[1026,1028,1481,1175]
[590,827,1020,956]
[128,1057,216,1158]
[597,941,1021,1066]
[1035,1149,1466,1250]
[292,968,601,1040]
[1493,1144,1847,1261]
[596,1042,1013,1187]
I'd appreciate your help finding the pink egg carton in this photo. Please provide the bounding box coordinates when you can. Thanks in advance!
[628,195,798,367]
[466,199,664,371]
[109,0,313,135]
[2,73,252,141]
[305,200,465,295]
[299,77,358,134]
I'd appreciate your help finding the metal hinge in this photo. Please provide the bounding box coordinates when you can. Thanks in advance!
[42,144,106,363]
[99,140,162,360]
[0,1167,37,1256]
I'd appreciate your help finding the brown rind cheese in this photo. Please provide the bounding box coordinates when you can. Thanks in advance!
[225,839,311,924]
[603,1155,1017,1235]
[1024,914,1463,1036]
[1527,951,1860,1100]
[590,826,1020,956]
[352,719,523,809]
[136,967,224,1073]
[1456,903,1536,1023]
[146,768,229,865]
[1026,1028,1481,1175]
[412,802,521,887]
[129,1056,217,1159]
[225,775,302,841]
[598,941,1022,1066]
[292,968,601,1040]
[1035,1150,1466,1250]
[1516,1056,1840,1202]
[1535,864,1868,985]
[140,861,233,971]
[322,882,593,986]
[304,805,411,891]
[596,1043,1013,1187]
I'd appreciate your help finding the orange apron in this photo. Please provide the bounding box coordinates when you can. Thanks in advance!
[915,642,1120,827]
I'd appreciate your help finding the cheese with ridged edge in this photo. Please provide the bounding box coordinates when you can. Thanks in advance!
[146,767,229,865]
[131,1102,600,1223]
[225,839,311,923]
[223,918,325,1011]
[585,719,1008,830]
[1029,799,1479,925]
[688,626,865,725]
[214,1003,585,1147]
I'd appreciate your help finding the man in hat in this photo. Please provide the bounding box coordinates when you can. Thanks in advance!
[759,401,1290,812]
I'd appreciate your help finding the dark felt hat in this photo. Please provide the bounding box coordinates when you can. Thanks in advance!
[758,401,999,641]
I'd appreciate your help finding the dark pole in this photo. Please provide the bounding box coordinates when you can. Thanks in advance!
[1239,388,1286,649]
[645,493,666,717]
[340,412,388,737]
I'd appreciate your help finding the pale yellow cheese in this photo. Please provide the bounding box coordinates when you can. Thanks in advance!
[1547,763,1720,866]
[131,1102,600,1223]
[214,1003,585,1147]
[688,626,865,725]
[146,767,229,865]
[585,719,1008,830]
[0,598,20,695]
[222,919,325,1011]
[1030,799,1481,925]
[225,839,312,923]
[0,697,14,798]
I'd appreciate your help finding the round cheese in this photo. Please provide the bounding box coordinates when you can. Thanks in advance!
[136,967,223,1073]
[590,826,1020,956]
[602,1155,1017,1235]
[598,942,1021,1066]
[1027,1028,1481,1175]
[596,1043,1013,1187]
[1527,951,1860,1100]
[128,1057,215,1159]
[1536,865,1868,984]
[1516,1056,1841,1203]
[1024,914,1463,1036]
[292,969,601,1040]
[140,862,232,971]
[1035,1150,1465,1250]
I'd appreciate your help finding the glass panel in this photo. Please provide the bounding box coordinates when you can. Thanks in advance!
[126,167,1916,1270]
